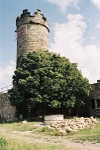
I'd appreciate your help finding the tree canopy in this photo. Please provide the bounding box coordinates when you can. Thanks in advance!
[8,50,91,116]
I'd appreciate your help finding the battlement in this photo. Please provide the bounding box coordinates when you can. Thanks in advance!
[16,9,50,32]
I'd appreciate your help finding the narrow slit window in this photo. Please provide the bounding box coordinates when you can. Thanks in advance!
[96,99,100,109]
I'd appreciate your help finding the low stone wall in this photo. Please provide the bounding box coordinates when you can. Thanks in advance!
[0,92,16,121]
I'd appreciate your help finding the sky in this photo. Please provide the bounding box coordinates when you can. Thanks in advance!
[0,0,100,90]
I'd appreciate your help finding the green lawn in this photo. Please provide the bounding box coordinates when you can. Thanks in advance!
[0,118,100,150]
[72,121,100,143]
[0,137,71,150]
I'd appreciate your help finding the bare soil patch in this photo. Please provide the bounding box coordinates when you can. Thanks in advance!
[0,122,100,150]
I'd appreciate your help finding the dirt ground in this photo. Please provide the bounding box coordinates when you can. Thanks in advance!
[1,123,100,150]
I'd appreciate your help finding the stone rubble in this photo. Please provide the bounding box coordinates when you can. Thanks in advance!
[50,117,98,134]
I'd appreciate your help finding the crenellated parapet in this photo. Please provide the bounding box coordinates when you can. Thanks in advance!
[16,9,50,32]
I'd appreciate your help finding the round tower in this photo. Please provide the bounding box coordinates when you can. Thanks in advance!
[16,9,50,68]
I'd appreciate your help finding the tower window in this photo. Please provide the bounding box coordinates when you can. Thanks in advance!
[96,99,100,109]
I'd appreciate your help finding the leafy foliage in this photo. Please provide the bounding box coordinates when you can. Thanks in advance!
[8,50,91,116]
[0,138,7,149]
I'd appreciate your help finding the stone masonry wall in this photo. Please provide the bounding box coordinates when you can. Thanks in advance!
[89,80,100,117]
[0,93,16,121]
[16,9,50,68]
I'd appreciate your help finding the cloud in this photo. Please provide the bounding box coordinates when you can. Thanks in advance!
[46,0,79,12]
[50,13,100,84]
[91,36,97,40]
[91,0,100,9]
[95,22,100,29]
[0,60,16,90]
[50,14,86,63]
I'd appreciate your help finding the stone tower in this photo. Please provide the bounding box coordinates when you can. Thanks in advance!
[16,9,50,68]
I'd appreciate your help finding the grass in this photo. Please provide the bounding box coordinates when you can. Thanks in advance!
[0,138,7,150]
[65,117,100,143]
[0,122,38,132]
[0,118,100,149]
[0,136,72,150]
[36,118,100,142]
[0,122,72,150]
[72,123,100,143]
[35,126,63,136]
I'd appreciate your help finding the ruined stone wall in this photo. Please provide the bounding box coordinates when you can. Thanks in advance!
[16,9,50,68]
[89,80,100,117]
[0,93,16,121]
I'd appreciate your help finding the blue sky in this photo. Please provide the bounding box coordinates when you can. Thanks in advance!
[0,0,100,90]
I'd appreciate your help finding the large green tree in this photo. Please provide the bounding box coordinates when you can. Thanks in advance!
[8,50,91,116]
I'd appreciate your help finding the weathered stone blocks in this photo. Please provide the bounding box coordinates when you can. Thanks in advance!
[0,93,16,121]
[16,9,50,68]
